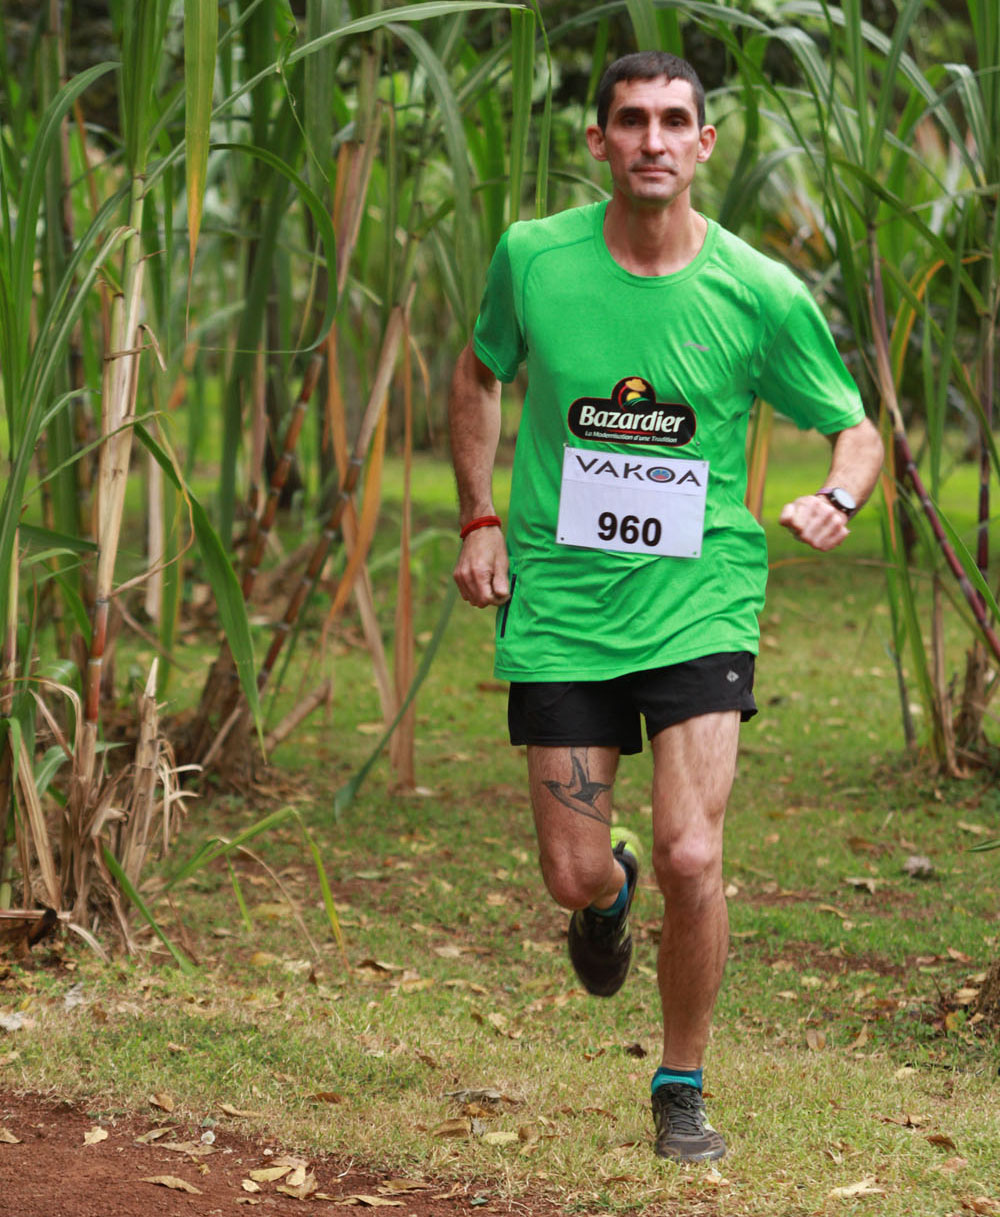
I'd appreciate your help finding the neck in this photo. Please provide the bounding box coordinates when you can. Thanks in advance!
[602,195,707,277]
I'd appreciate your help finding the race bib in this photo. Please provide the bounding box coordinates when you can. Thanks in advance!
[556,446,708,558]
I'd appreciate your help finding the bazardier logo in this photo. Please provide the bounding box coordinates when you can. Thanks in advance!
[567,376,696,447]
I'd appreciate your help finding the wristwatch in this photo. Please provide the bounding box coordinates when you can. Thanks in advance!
[816,487,857,518]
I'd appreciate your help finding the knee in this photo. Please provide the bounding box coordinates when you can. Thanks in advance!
[652,833,722,898]
[539,852,611,911]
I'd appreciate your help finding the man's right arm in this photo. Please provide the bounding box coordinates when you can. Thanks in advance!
[449,341,510,608]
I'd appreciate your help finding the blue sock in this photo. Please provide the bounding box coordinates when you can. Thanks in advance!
[591,875,628,917]
[651,1066,703,1095]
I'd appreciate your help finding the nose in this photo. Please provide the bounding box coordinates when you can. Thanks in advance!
[641,121,667,154]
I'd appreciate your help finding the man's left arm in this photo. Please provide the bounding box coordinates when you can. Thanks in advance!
[779,418,884,552]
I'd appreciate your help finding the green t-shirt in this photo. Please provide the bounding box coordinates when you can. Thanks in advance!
[473,201,865,682]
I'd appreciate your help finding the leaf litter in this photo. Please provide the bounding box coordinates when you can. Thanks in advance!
[0,1089,568,1217]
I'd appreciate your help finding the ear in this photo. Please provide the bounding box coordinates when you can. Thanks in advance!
[696,124,717,163]
[586,124,608,163]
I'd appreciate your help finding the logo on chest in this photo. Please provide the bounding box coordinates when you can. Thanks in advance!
[566,376,696,447]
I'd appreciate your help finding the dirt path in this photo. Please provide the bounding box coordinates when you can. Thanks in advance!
[0,1091,564,1217]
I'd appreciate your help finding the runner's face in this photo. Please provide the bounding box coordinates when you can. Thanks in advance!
[586,77,715,207]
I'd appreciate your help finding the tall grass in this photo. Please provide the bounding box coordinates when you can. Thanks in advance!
[0,0,995,955]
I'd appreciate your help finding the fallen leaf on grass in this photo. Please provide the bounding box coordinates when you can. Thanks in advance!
[828,1176,885,1198]
[954,988,981,1006]
[482,1131,520,1146]
[962,1198,1000,1215]
[957,821,990,836]
[142,1175,203,1194]
[431,1118,472,1138]
[805,1029,827,1051]
[148,1093,175,1112]
[848,1026,870,1051]
[934,1156,969,1174]
[903,855,935,879]
[219,1102,265,1118]
[880,1112,924,1128]
[83,1126,109,1145]
[817,904,850,920]
[309,1091,344,1104]
[927,1133,958,1150]
[0,1128,21,1144]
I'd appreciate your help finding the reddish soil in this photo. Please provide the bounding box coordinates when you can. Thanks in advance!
[0,1090,564,1217]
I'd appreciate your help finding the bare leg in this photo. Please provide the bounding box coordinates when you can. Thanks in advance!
[527,745,624,910]
[650,711,739,1070]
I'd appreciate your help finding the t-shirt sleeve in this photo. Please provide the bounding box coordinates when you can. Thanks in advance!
[754,287,866,434]
[472,230,526,383]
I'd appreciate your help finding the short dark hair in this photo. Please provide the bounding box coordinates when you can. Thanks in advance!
[595,52,706,131]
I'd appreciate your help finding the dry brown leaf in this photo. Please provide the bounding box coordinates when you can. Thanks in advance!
[148,1093,175,1113]
[880,1112,924,1128]
[927,1133,958,1150]
[134,1126,176,1144]
[309,1091,345,1104]
[160,1140,216,1157]
[142,1175,203,1194]
[828,1176,885,1198]
[83,1126,109,1145]
[817,903,850,919]
[333,1196,405,1207]
[954,988,981,1006]
[249,1165,292,1183]
[0,1128,21,1144]
[241,1180,262,1193]
[219,1102,265,1118]
[934,1156,969,1174]
[431,1117,472,1138]
[848,1026,870,1051]
[482,1131,520,1146]
[276,1169,318,1199]
[962,1198,1000,1215]
[805,1028,827,1051]
[378,1180,433,1195]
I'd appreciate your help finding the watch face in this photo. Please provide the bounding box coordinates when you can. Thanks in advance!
[824,488,856,516]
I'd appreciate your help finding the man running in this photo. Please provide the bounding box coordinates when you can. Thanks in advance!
[449,51,884,1162]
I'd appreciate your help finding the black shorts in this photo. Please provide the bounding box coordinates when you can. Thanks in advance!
[507,652,757,756]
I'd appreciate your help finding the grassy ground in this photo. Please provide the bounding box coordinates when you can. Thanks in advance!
[2,425,999,1215]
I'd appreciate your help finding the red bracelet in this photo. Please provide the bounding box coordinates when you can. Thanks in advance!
[460,514,502,540]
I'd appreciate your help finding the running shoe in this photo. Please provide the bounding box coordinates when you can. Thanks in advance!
[566,835,639,997]
[652,1083,727,1162]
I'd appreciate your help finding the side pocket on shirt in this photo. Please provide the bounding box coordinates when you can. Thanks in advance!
[498,573,517,638]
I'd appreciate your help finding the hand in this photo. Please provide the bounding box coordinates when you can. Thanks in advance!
[778,494,850,552]
[453,527,510,607]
